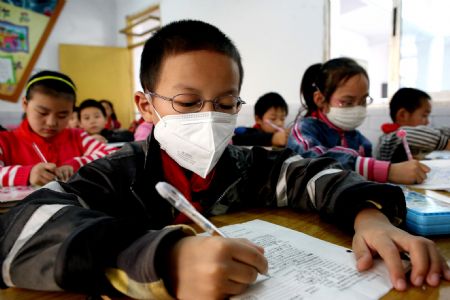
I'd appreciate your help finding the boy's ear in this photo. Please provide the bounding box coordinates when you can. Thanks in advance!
[395,108,410,125]
[134,92,155,123]
[254,115,263,125]
[313,91,326,109]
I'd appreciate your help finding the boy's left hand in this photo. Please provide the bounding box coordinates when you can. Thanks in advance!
[352,208,450,291]
[55,165,74,182]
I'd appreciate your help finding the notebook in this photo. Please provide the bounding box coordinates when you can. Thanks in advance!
[404,190,450,235]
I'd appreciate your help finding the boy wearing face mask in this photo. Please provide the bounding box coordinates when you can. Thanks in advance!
[1,21,449,300]
[376,87,450,162]
[287,59,430,185]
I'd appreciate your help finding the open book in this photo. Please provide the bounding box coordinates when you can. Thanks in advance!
[217,220,402,300]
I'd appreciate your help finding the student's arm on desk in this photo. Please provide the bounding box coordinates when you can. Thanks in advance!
[352,208,450,291]
[0,155,193,299]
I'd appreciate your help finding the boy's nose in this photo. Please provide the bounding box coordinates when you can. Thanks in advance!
[46,115,57,127]
[201,101,215,112]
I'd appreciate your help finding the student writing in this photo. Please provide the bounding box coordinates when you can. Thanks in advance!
[0,21,448,300]
[287,58,430,184]
[0,71,116,187]
[233,92,289,147]
[376,87,450,162]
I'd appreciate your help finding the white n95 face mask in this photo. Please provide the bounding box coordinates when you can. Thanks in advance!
[326,106,367,131]
[153,111,237,178]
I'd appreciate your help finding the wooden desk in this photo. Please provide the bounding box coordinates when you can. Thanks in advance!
[1,208,449,300]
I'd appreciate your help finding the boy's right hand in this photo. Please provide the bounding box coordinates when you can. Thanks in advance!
[29,163,57,186]
[271,130,288,147]
[167,236,268,300]
[388,160,430,184]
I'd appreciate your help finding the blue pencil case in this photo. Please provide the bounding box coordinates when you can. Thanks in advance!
[404,190,450,236]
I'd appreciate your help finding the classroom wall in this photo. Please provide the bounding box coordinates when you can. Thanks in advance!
[160,0,327,127]
[1,0,450,152]
[0,0,157,127]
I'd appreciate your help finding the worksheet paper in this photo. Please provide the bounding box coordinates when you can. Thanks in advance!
[218,220,394,300]
[411,159,450,190]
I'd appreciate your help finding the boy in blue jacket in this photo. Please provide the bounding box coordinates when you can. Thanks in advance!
[0,20,448,300]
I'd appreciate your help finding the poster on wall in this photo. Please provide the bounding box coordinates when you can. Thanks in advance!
[0,0,64,102]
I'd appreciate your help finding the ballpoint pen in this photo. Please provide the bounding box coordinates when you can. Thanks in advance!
[155,181,228,237]
[396,129,413,160]
[32,142,48,163]
[264,120,285,133]
[156,181,271,277]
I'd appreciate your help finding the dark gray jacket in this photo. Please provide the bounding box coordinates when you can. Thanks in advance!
[0,134,406,299]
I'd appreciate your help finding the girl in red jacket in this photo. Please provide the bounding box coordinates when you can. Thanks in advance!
[0,70,116,187]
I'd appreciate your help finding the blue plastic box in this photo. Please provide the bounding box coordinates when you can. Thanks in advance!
[404,190,450,236]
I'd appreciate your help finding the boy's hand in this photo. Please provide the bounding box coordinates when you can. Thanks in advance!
[55,165,74,182]
[271,130,288,147]
[167,236,268,300]
[388,160,430,184]
[352,208,450,291]
[29,163,57,186]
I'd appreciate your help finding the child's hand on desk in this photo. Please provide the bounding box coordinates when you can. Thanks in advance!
[352,208,450,291]
[388,160,430,184]
[166,236,268,300]
[30,162,57,186]
[272,130,288,147]
[55,165,74,182]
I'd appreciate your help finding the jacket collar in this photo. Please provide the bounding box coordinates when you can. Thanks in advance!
[15,118,73,145]
[132,131,242,217]
[381,123,400,134]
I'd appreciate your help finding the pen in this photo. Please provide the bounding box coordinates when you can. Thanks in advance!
[155,181,228,237]
[32,142,48,163]
[264,120,285,133]
[396,129,413,160]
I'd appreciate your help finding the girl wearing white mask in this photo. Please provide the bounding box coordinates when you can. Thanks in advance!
[288,57,430,185]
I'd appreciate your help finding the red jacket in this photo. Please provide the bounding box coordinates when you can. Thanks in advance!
[0,119,117,187]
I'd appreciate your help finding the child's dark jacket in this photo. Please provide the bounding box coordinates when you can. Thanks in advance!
[0,133,406,299]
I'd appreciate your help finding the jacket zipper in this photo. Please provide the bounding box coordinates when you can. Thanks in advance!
[206,177,242,214]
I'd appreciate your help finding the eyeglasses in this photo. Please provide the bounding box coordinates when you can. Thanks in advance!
[335,95,374,108]
[146,92,246,114]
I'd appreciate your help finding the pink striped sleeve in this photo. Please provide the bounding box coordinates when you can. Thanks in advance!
[0,146,33,187]
[63,132,118,171]
[355,156,390,183]
[291,125,310,151]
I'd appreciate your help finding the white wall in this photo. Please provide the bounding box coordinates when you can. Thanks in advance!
[160,0,327,127]
[0,0,156,127]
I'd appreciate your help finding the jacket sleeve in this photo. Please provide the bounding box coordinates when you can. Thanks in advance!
[238,146,405,231]
[62,131,118,172]
[232,127,274,146]
[0,155,191,299]
[288,122,390,183]
[0,135,33,187]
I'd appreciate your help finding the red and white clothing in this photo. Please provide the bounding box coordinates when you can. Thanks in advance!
[0,119,117,187]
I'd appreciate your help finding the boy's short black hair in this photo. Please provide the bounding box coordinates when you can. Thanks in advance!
[390,87,431,122]
[254,92,288,118]
[140,19,243,92]
[25,70,76,103]
[78,99,106,119]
